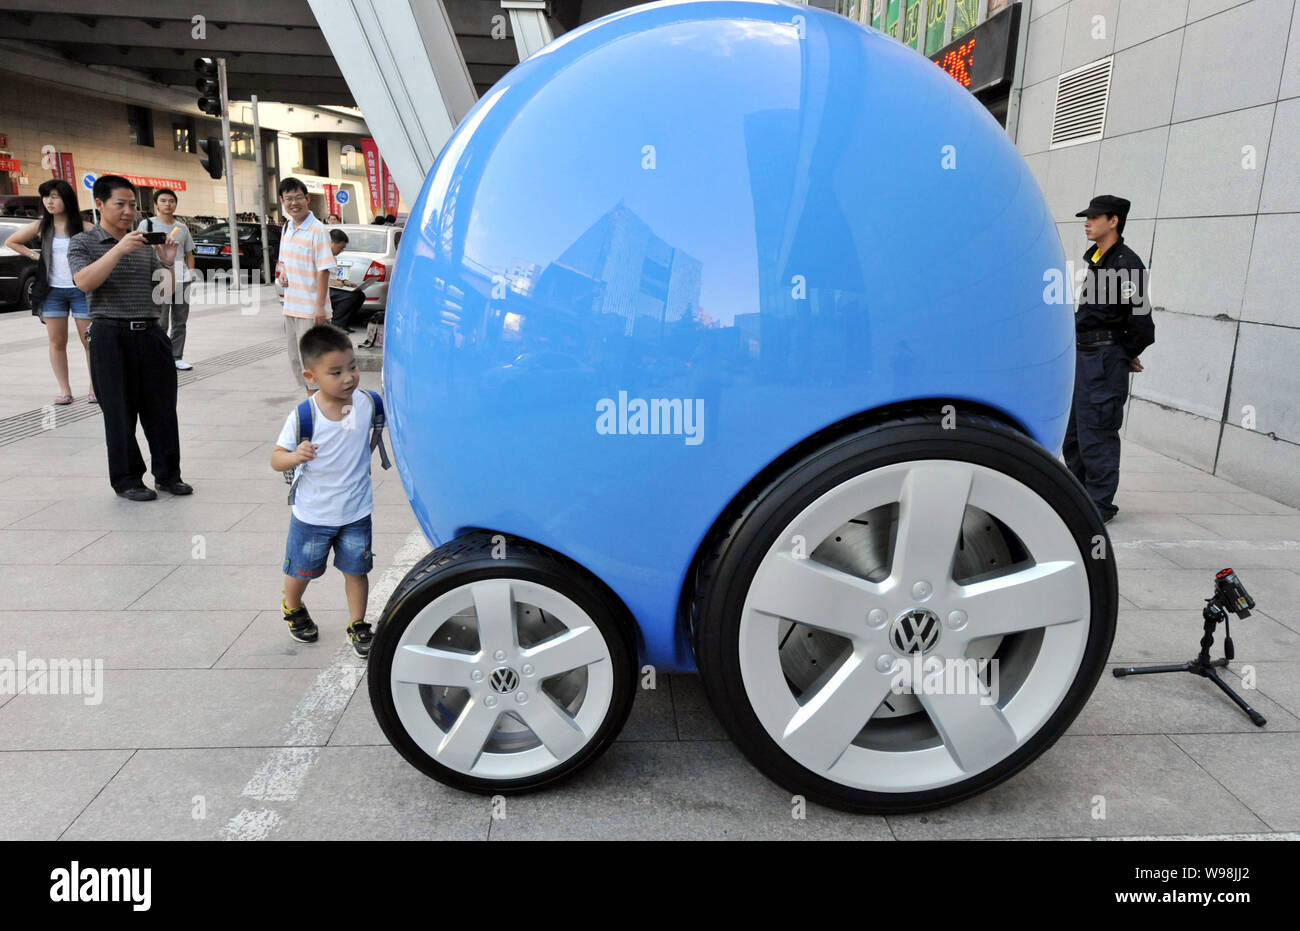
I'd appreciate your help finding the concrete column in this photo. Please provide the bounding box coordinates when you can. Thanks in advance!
[308,0,476,199]
[501,0,555,61]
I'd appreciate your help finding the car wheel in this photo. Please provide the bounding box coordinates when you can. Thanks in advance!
[370,531,638,793]
[20,274,35,311]
[692,412,1117,813]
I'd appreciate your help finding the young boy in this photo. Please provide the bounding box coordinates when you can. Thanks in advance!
[270,325,378,657]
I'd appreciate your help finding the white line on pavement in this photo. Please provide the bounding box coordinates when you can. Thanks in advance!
[1116,540,1300,550]
[220,528,430,841]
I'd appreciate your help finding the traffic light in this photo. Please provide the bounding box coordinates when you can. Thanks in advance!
[198,136,224,180]
[194,57,221,116]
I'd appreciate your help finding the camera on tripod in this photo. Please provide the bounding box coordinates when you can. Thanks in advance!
[1213,568,1254,619]
[1113,568,1266,727]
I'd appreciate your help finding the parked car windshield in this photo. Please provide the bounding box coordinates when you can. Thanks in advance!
[0,220,37,248]
[338,229,390,254]
[196,222,258,241]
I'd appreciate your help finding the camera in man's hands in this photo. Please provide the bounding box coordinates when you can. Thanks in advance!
[141,231,168,245]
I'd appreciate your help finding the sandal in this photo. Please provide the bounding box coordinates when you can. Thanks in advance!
[53,395,73,406]
[88,393,98,405]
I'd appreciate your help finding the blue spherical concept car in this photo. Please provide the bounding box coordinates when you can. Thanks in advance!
[372,0,1117,812]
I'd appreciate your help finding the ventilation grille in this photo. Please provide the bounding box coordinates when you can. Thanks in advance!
[1051,56,1113,149]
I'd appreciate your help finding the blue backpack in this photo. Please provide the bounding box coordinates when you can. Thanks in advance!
[284,389,391,505]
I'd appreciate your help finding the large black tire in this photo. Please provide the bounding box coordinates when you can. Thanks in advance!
[369,532,638,794]
[692,412,1117,813]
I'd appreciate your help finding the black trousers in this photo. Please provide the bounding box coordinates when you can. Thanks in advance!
[329,288,367,328]
[1062,343,1130,520]
[88,322,182,492]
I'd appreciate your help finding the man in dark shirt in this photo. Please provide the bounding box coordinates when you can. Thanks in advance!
[1062,195,1155,524]
[69,175,193,501]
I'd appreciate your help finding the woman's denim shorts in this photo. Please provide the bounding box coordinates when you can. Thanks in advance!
[40,286,90,320]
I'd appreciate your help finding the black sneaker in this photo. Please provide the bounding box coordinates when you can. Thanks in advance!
[283,600,319,642]
[347,620,373,658]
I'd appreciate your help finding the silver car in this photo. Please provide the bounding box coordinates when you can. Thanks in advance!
[276,223,402,314]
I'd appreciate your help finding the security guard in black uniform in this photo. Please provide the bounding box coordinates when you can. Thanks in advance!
[1062,195,1155,524]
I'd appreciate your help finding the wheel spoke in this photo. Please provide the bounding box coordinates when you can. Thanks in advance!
[750,552,884,639]
[436,697,500,772]
[522,625,607,679]
[957,561,1089,638]
[518,693,588,761]
[392,645,478,687]
[892,463,973,589]
[472,580,517,656]
[779,655,893,772]
[918,689,1020,775]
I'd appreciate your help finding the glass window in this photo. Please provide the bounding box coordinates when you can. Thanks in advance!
[341,148,365,175]
[230,128,255,161]
[172,119,195,154]
[127,105,154,147]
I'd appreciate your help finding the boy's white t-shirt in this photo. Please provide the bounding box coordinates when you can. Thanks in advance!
[276,390,375,526]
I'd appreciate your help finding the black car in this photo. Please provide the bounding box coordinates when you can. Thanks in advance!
[191,221,280,280]
[0,218,39,311]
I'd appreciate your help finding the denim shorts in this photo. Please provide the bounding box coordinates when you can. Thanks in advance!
[283,514,374,579]
[40,286,90,320]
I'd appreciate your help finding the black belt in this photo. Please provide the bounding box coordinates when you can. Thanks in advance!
[1077,330,1121,347]
[92,318,158,330]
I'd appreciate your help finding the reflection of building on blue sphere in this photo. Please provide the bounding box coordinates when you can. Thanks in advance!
[384,0,1072,671]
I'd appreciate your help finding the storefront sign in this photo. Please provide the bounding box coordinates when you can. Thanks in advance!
[903,0,923,49]
[884,0,902,39]
[952,0,980,41]
[0,157,21,173]
[925,0,948,54]
[107,173,188,191]
[324,183,337,216]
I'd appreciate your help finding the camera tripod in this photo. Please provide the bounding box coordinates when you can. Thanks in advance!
[1112,568,1266,727]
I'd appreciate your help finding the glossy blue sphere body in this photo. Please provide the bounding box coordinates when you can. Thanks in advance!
[384,0,1072,672]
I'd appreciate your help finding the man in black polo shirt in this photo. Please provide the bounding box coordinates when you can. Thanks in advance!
[1062,195,1155,524]
[69,175,193,501]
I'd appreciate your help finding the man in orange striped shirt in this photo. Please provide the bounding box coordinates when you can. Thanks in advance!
[277,177,333,393]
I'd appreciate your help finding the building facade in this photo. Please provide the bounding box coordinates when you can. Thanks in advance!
[851,0,1300,507]
[0,75,385,225]
[1016,0,1300,508]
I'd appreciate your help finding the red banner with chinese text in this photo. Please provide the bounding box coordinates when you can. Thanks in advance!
[382,161,399,215]
[361,138,382,215]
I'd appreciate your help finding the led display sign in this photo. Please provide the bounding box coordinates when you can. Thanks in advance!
[928,2,1021,97]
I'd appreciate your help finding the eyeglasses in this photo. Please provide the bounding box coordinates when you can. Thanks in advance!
[281,195,307,204]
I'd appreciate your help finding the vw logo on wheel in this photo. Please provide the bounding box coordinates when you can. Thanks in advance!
[890,609,941,654]
[489,666,520,693]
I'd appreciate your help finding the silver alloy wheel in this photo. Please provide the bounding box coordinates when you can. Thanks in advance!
[389,578,614,780]
[738,459,1092,792]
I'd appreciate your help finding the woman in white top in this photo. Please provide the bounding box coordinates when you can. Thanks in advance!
[4,179,96,405]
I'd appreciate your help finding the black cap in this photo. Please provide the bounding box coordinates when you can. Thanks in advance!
[1076,194,1131,219]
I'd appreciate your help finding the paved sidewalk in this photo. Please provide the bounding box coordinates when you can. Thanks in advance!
[1,294,1298,840]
